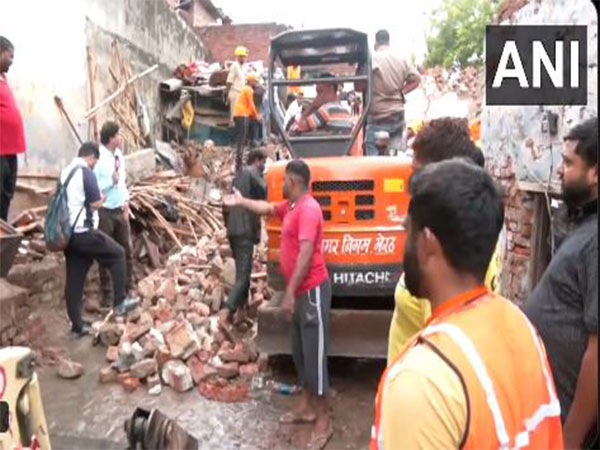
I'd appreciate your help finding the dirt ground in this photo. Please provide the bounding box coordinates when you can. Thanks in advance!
[35,302,384,449]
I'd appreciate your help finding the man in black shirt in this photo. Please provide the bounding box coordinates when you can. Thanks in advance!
[524,117,598,448]
[219,149,267,328]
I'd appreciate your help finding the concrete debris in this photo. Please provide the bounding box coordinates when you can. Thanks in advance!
[57,358,84,380]
[162,360,194,392]
[85,161,272,400]
[99,323,124,347]
[148,384,162,396]
[131,358,159,379]
[99,366,118,384]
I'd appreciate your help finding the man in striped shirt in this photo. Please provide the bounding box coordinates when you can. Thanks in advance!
[289,73,352,136]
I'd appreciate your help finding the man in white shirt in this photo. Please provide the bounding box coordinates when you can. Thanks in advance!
[94,121,133,306]
[61,142,138,336]
[226,46,248,127]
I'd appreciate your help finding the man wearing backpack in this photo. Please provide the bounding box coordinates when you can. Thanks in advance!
[60,142,139,336]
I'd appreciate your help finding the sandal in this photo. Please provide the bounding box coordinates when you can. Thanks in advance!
[307,422,333,450]
[279,411,317,424]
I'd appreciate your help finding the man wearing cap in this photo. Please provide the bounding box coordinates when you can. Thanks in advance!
[226,46,248,127]
[232,74,262,173]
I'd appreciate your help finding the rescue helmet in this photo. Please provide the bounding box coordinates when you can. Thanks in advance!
[234,46,249,57]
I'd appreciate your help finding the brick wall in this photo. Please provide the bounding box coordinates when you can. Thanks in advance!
[483,0,596,304]
[487,154,536,305]
[196,23,291,64]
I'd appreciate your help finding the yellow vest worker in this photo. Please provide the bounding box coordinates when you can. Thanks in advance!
[287,65,303,96]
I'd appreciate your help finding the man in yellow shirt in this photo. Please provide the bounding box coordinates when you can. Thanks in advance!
[387,117,502,363]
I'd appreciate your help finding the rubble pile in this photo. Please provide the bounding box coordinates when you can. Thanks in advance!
[95,234,272,402]
[424,66,482,97]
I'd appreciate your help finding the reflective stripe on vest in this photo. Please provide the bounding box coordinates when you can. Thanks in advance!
[422,323,510,449]
[508,301,562,449]
[370,294,562,450]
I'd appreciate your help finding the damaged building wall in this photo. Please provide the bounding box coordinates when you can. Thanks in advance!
[197,23,291,64]
[0,0,207,175]
[483,0,597,304]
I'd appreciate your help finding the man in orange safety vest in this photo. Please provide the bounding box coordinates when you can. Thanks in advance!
[370,159,563,450]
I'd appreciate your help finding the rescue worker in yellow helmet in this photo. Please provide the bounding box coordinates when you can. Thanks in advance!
[371,159,563,450]
[226,46,249,127]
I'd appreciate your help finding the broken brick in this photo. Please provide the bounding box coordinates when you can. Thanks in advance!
[99,323,124,347]
[121,376,142,393]
[188,288,203,303]
[147,373,161,389]
[156,345,173,368]
[57,358,84,379]
[137,276,157,301]
[216,362,239,379]
[106,346,119,362]
[193,302,210,317]
[99,366,118,384]
[239,363,258,379]
[197,380,249,403]
[130,358,158,379]
[220,342,252,364]
[155,303,175,323]
[157,278,177,302]
[165,321,198,359]
[187,356,218,384]
[161,360,193,392]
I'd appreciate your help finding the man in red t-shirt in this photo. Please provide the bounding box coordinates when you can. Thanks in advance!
[0,36,26,221]
[224,159,333,449]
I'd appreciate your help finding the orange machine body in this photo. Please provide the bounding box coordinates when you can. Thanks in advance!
[265,154,412,297]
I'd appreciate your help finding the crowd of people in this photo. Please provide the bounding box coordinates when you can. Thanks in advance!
[1,28,598,450]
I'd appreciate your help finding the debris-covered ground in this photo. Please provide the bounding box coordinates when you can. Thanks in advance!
[9,143,383,448]
[35,299,382,449]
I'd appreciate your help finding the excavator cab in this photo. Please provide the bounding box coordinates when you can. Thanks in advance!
[268,28,370,158]
[261,29,412,358]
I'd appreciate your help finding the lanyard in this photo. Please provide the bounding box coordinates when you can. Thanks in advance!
[425,285,489,326]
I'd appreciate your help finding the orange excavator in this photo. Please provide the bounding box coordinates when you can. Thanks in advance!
[260,29,412,358]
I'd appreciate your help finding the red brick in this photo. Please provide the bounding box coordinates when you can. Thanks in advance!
[220,343,250,363]
[121,376,142,393]
[239,363,258,379]
[106,346,119,362]
[165,321,199,359]
[187,356,218,384]
[130,358,158,379]
[99,366,118,384]
[216,362,239,379]
[157,278,177,302]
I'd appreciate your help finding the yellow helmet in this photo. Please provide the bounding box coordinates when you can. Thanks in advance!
[234,46,249,57]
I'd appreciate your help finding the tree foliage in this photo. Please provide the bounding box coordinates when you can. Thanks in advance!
[425,0,499,68]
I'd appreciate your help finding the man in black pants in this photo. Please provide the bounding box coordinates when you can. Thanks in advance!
[219,149,267,328]
[60,142,138,336]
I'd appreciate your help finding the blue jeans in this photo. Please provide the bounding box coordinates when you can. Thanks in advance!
[365,115,406,156]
